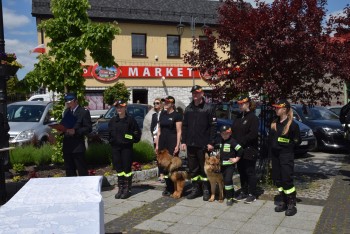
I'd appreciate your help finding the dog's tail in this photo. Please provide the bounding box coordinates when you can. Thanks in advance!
[169,157,182,172]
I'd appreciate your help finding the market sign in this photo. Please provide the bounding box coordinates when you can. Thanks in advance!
[83,65,202,80]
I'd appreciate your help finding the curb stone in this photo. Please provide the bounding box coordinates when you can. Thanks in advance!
[105,167,158,186]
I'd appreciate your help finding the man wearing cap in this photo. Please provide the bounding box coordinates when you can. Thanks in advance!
[270,99,300,216]
[108,100,141,199]
[181,85,217,200]
[232,95,259,204]
[62,93,92,177]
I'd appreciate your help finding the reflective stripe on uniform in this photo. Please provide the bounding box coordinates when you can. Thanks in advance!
[124,172,133,177]
[284,187,296,194]
[201,177,208,181]
[164,175,169,179]
[235,144,242,151]
[222,160,233,165]
[278,187,283,192]
[278,137,290,143]
[223,144,230,152]
[125,134,133,139]
[117,172,126,177]
[191,175,201,181]
[225,185,234,190]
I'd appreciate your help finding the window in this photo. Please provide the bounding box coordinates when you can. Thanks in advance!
[199,36,209,56]
[132,34,146,57]
[167,35,180,57]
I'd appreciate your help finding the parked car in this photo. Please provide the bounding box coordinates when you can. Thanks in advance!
[292,104,346,151]
[327,105,342,116]
[215,103,316,156]
[89,109,108,123]
[92,103,152,142]
[7,101,54,145]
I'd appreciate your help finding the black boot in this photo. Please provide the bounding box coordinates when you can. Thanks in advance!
[115,176,124,199]
[202,181,211,201]
[121,177,132,199]
[285,192,297,216]
[225,188,235,206]
[275,192,287,212]
[162,177,174,196]
[187,181,202,199]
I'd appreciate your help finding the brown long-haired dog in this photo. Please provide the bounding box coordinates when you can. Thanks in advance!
[204,153,224,203]
[157,149,188,199]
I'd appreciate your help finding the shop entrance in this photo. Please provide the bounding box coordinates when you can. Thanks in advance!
[132,89,148,104]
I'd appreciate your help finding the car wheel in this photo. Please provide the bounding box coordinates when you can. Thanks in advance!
[39,137,49,147]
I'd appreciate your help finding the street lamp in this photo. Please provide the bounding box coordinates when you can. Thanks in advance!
[177,16,209,86]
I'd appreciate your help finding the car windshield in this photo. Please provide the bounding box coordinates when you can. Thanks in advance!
[103,105,147,119]
[7,104,46,122]
[299,106,339,120]
[104,106,116,119]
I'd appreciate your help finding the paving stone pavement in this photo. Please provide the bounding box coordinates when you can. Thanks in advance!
[2,152,349,233]
[102,152,349,234]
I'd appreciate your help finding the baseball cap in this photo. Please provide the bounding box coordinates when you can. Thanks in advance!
[272,99,291,109]
[64,93,77,102]
[113,100,127,107]
[237,95,251,104]
[220,125,232,133]
[190,85,203,93]
[164,96,175,104]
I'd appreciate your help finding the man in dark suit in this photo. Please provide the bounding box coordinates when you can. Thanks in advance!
[62,93,92,176]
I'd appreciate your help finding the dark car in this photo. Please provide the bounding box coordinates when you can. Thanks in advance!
[92,103,151,142]
[215,103,316,156]
[292,104,346,151]
[327,105,342,116]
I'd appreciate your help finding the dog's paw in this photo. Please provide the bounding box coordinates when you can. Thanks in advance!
[218,199,224,203]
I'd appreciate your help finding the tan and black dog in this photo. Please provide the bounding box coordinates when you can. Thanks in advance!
[157,149,188,199]
[204,153,224,202]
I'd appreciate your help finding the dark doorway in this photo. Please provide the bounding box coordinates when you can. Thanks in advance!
[132,89,148,104]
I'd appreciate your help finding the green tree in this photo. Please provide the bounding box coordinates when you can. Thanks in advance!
[28,0,120,116]
[26,0,120,162]
[103,82,130,106]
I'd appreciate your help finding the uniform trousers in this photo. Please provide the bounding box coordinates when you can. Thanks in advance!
[237,158,257,194]
[112,146,133,174]
[271,150,295,190]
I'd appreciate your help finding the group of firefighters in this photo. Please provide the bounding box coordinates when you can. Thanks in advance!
[151,85,300,217]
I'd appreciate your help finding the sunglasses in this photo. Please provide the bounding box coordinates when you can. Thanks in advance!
[153,102,160,105]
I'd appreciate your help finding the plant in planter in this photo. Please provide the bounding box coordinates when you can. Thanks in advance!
[0,52,24,77]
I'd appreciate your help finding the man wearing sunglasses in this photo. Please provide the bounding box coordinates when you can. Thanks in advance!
[62,93,92,177]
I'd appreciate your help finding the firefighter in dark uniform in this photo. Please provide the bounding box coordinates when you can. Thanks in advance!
[108,100,141,199]
[181,85,217,200]
[155,96,182,196]
[232,95,259,204]
[270,99,300,216]
[218,125,244,206]
[62,93,92,177]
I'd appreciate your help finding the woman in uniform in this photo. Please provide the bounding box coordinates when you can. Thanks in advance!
[232,95,259,204]
[108,100,141,199]
[270,99,300,216]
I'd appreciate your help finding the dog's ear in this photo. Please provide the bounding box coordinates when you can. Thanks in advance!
[205,153,210,160]
[216,154,220,160]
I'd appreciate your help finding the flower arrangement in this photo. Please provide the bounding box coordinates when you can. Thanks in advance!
[0,52,23,68]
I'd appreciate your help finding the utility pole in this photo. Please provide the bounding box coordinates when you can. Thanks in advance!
[0,0,9,205]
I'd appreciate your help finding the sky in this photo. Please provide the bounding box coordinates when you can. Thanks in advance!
[2,0,350,80]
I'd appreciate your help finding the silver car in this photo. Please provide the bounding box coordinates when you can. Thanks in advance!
[7,101,54,145]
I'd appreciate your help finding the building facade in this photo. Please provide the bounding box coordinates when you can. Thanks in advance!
[32,0,222,110]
